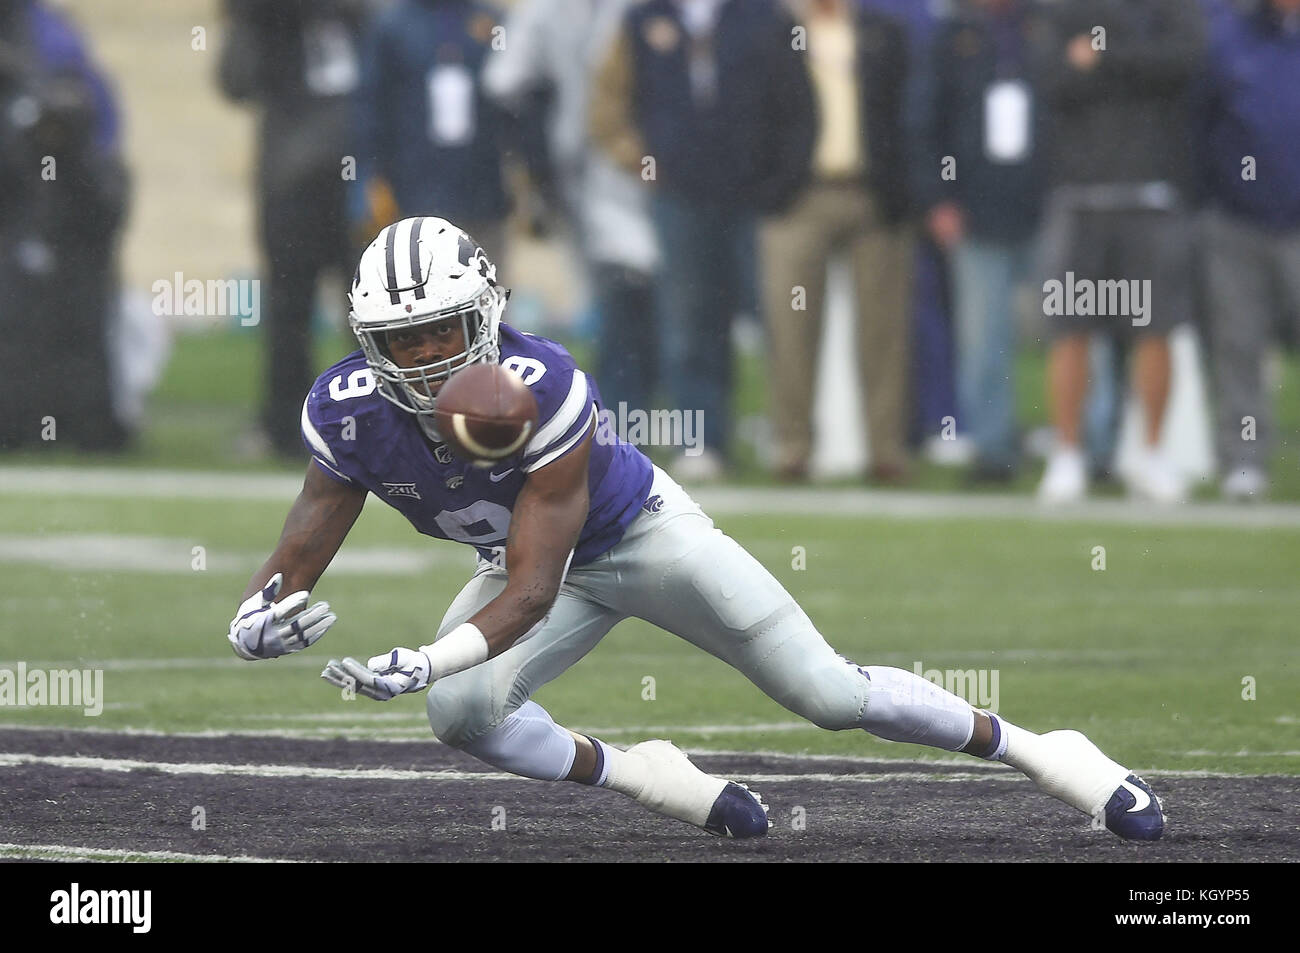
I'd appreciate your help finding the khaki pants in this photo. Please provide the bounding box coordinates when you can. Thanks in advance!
[761,181,914,472]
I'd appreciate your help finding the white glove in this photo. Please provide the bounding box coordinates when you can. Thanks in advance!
[320,648,432,701]
[228,572,336,660]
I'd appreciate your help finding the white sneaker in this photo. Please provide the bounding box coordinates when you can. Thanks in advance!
[1125,448,1189,504]
[611,740,770,838]
[670,448,726,484]
[1037,446,1087,503]
[924,433,977,468]
[1222,466,1268,501]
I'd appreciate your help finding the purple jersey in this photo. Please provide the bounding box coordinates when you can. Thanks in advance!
[301,325,653,567]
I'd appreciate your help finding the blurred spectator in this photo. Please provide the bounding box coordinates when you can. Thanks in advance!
[483,0,662,421]
[354,0,511,262]
[590,0,815,480]
[762,0,912,484]
[219,0,370,460]
[0,0,129,452]
[1199,0,1300,499]
[865,0,960,468]
[1033,0,1206,504]
[914,0,1049,483]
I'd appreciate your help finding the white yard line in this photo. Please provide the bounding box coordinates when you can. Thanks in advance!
[2,643,1284,672]
[0,534,471,575]
[5,465,1300,529]
[0,742,1282,781]
[0,842,293,863]
[0,750,1019,785]
[0,657,321,671]
[2,722,1293,774]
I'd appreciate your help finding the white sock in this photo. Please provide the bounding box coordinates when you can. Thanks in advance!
[991,716,1043,771]
[599,742,647,798]
[576,735,615,787]
[982,715,1130,815]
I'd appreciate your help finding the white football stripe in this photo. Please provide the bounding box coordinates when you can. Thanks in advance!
[451,413,531,460]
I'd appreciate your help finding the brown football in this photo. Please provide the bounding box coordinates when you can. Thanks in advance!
[432,363,539,467]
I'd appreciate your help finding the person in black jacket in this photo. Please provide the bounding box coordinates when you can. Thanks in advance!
[913,0,1050,482]
[591,0,816,478]
[1031,0,1206,504]
[0,0,129,452]
[762,0,912,483]
[218,0,371,460]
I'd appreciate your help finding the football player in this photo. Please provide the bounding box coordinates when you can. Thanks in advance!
[227,217,1165,840]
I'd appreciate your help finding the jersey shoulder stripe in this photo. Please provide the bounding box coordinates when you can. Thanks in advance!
[523,368,591,462]
[301,350,385,485]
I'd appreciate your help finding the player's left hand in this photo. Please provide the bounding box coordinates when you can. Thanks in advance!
[320,648,432,701]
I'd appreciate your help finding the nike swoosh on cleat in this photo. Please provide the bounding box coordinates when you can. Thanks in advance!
[1119,778,1152,813]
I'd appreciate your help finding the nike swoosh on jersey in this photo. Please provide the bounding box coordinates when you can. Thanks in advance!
[489,469,515,483]
[1119,778,1151,813]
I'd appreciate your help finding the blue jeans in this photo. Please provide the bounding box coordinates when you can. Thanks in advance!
[952,237,1033,468]
[651,191,756,457]
[912,242,958,446]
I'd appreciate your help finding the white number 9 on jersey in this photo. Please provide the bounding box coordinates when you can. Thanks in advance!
[329,369,377,401]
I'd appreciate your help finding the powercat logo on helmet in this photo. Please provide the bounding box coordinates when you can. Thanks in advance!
[457,233,497,285]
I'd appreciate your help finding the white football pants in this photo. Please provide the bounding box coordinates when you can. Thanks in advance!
[426,466,975,773]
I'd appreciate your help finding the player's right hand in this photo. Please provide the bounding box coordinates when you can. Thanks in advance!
[227,572,336,660]
[320,648,433,701]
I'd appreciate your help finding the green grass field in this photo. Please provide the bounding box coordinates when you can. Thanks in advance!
[2,327,1298,779]
[2,481,1297,775]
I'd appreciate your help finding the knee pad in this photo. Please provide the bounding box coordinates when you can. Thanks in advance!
[458,700,577,782]
[425,667,501,749]
[859,665,975,751]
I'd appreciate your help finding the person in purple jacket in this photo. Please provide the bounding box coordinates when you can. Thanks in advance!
[225,216,1166,842]
[1200,0,1300,499]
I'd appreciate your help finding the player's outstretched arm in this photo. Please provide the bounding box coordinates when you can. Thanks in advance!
[469,429,591,652]
[322,430,592,701]
[227,463,367,661]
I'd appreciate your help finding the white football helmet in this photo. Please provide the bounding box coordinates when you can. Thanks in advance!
[348,217,507,428]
